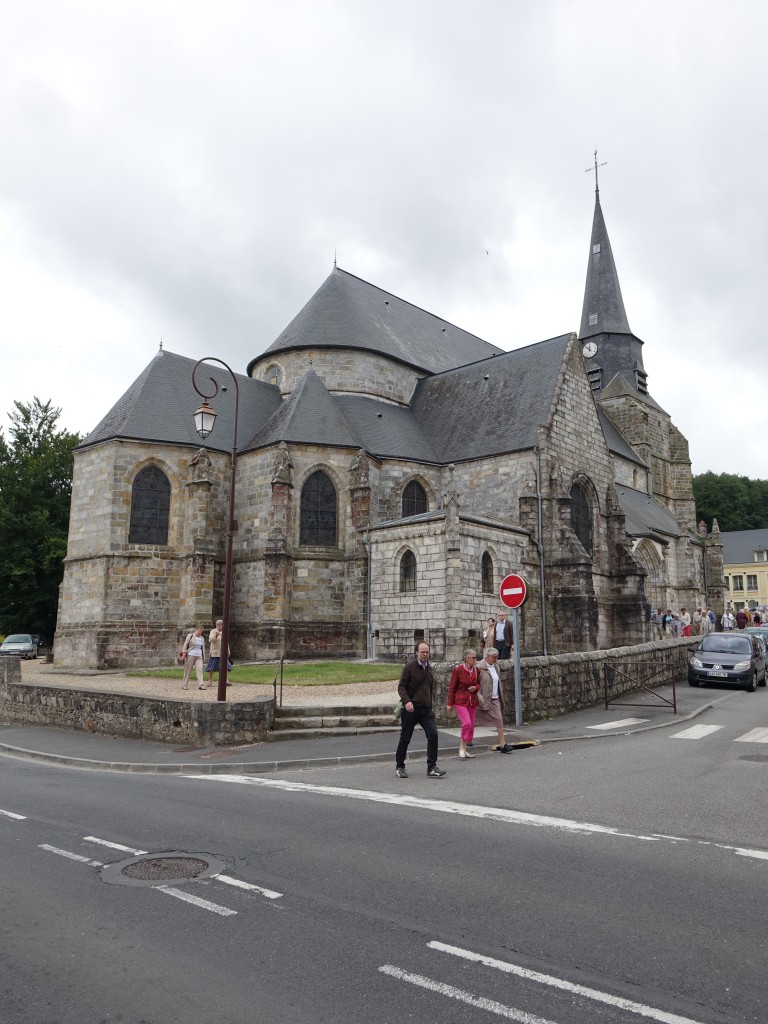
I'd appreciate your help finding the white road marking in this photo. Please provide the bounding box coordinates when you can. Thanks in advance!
[733,847,768,861]
[734,727,768,743]
[38,844,103,867]
[670,724,723,740]
[586,718,648,730]
[428,941,708,1024]
[83,836,148,855]
[187,775,768,864]
[213,873,282,899]
[155,885,237,916]
[185,775,660,840]
[379,965,555,1023]
[0,808,26,820]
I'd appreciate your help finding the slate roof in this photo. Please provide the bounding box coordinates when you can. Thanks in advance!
[596,407,647,466]
[78,349,282,454]
[579,192,631,340]
[244,370,364,451]
[615,484,680,540]
[249,266,503,376]
[720,529,768,564]
[599,371,665,413]
[409,335,572,462]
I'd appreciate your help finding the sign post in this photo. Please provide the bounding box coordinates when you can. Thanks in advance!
[499,573,528,728]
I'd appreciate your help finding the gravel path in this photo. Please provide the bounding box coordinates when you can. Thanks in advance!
[17,657,399,706]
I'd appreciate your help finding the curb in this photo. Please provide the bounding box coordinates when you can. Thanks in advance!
[0,692,739,774]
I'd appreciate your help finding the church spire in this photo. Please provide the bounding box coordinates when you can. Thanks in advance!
[579,187,631,340]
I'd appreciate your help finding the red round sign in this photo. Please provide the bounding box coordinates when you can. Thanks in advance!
[499,573,527,609]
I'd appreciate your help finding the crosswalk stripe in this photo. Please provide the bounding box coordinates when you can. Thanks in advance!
[586,718,648,730]
[734,727,768,743]
[670,724,723,740]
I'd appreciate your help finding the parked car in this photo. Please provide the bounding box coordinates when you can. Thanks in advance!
[29,634,46,652]
[744,626,768,643]
[0,634,37,660]
[688,632,766,692]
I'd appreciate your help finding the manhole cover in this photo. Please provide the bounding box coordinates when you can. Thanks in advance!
[122,856,208,881]
[102,851,227,887]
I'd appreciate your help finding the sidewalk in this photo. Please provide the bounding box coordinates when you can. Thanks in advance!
[0,659,743,774]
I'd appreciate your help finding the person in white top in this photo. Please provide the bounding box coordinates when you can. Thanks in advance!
[475,648,514,753]
[180,625,206,690]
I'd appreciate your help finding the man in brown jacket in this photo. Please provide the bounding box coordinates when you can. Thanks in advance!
[395,642,446,779]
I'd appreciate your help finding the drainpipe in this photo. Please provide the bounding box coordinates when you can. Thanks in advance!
[534,448,549,655]
[702,531,709,607]
[363,531,372,660]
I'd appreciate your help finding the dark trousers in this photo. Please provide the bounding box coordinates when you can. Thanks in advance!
[395,707,438,770]
[497,644,511,660]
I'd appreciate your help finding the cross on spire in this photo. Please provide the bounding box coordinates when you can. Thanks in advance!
[585,149,607,194]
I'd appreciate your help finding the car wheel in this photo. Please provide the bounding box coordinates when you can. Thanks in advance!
[745,672,758,693]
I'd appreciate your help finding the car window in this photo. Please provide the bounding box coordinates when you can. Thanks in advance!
[700,635,751,654]
[5,634,31,643]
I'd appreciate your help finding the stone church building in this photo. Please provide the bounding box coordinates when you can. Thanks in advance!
[55,189,724,668]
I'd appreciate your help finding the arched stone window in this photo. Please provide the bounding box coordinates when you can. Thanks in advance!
[400,549,417,592]
[129,466,171,545]
[402,480,428,518]
[570,482,593,555]
[481,551,494,593]
[300,470,337,546]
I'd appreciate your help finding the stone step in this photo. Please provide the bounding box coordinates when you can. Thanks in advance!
[272,713,397,731]
[275,703,395,718]
[264,725,400,742]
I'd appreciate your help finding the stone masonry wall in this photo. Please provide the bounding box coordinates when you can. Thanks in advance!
[0,674,274,747]
[250,348,425,406]
[430,637,699,724]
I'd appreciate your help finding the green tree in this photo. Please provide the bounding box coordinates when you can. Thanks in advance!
[693,472,768,532]
[0,399,81,638]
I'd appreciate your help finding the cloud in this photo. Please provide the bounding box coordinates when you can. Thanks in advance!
[0,0,766,473]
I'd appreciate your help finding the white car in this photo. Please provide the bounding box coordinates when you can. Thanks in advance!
[0,634,37,659]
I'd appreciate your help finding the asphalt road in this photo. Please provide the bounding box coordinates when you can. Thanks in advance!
[1,689,766,1024]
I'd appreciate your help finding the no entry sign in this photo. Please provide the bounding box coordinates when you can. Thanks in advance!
[499,573,527,609]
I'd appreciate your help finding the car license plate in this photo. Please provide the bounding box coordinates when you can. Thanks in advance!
[707,670,728,678]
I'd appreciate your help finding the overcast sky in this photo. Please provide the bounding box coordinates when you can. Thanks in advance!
[1,0,765,478]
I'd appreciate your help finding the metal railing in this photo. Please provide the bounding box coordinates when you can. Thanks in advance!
[604,661,677,714]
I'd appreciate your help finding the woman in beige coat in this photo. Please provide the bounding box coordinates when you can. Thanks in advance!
[475,648,514,753]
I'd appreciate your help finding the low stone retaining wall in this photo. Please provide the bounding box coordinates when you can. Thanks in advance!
[1,638,698,745]
[0,658,274,746]
[432,637,699,724]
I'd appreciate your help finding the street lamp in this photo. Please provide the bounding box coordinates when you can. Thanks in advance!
[192,358,239,702]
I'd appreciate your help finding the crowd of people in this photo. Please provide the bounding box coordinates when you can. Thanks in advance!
[651,605,764,639]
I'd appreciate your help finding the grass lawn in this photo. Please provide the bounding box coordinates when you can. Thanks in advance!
[127,661,401,686]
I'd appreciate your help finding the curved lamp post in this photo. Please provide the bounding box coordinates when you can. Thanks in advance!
[192,357,239,702]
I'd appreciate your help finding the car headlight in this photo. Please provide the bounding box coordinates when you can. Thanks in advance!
[733,660,751,671]
[690,657,703,668]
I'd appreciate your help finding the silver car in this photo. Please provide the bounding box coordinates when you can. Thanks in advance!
[0,634,37,660]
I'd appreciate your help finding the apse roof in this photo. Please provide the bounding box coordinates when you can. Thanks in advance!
[249,266,503,376]
[78,349,282,454]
